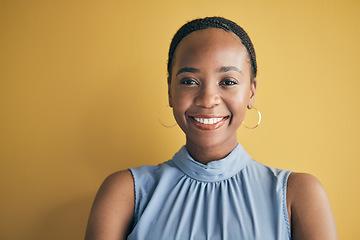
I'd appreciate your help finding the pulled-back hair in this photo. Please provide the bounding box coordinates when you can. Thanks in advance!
[167,16,257,83]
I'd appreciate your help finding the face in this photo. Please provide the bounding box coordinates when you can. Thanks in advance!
[169,28,256,150]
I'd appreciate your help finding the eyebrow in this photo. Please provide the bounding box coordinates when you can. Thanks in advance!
[218,66,243,75]
[176,67,200,76]
[176,66,243,76]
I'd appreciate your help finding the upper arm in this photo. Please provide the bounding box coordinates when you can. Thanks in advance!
[287,173,337,240]
[85,170,135,240]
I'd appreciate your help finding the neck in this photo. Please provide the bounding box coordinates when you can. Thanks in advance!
[185,138,238,164]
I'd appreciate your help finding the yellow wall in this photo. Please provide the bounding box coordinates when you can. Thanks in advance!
[1,0,359,239]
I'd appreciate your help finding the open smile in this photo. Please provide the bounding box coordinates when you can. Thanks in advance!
[193,117,224,124]
[189,116,229,130]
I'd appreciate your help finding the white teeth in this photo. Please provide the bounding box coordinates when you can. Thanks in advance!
[193,117,224,124]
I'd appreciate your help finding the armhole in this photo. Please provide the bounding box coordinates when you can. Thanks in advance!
[128,168,139,228]
[283,171,293,239]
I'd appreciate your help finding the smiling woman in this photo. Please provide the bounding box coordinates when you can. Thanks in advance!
[169,28,254,163]
[84,17,337,240]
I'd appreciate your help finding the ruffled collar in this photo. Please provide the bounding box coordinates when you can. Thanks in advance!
[171,143,252,182]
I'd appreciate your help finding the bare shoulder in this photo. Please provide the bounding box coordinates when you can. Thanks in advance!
[99,170,134,195]
[287,172,337,240]
[287,172,325,200]
[85,170,135,240]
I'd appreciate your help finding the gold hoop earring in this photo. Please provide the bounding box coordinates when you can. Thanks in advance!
[242,106,261,129]
[158,105,177,128]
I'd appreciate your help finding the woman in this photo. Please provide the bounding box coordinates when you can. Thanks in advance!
[85,17,337,239]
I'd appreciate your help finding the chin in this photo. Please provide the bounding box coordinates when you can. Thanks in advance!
[186,134,235,149]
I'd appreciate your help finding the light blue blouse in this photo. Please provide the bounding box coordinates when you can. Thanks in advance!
[128,144,292,240]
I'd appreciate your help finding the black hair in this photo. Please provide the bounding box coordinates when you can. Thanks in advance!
[167,16,257,83]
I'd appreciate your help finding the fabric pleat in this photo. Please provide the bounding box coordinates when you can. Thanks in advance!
[128,144,292,240]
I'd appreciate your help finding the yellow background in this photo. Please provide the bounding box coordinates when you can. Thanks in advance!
[1,0,359,239]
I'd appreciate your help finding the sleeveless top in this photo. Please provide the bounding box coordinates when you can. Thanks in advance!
[128,144,292,240]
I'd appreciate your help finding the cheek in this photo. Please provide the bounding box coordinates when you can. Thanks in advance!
[226,91,250,117]
[171,87,192,108]
[231,100,248,114]
[171,91,188,114]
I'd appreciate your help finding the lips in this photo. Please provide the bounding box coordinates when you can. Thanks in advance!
[189,116,229,130]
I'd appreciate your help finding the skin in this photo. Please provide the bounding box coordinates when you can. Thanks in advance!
[85,28,337,240]
[169,28,256,164]
[85,171,134,240]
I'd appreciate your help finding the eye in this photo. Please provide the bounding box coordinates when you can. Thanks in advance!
[180,78,198,85]
[220,78,238,86]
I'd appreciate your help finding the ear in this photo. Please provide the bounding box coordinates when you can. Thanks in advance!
[248,78,257,109]
[167,76,173,107]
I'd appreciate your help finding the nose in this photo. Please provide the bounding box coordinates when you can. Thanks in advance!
[194,85,221,108]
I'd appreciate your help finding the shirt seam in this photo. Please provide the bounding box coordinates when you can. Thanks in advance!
[283,170,293,239]
[128,168,138,227]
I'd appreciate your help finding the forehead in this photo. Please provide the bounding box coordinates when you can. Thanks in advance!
[185,27,241,42]
[172,28,249,69]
